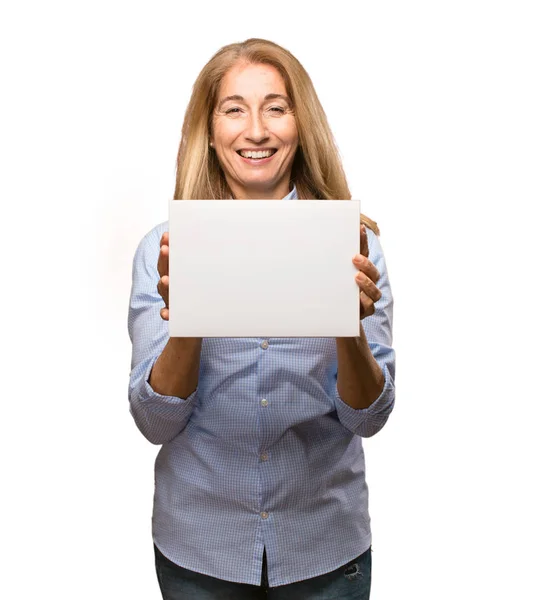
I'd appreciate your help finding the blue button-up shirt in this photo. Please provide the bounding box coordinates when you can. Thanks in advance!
[127,185,396,587]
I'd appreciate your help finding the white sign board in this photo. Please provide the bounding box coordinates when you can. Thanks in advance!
[169,199,361,337]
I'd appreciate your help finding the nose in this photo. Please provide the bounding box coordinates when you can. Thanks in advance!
[244,111,269,144]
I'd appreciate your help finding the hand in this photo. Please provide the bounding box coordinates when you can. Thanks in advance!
[157,232,170,320]
[352,225,381,319]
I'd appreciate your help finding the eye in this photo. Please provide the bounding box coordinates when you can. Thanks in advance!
[225,107,242,114]
[268,106,285,114]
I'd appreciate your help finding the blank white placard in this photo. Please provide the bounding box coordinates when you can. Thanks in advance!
[168,199,361,337]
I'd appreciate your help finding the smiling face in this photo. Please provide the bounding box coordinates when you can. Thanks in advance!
[210,61,299,200]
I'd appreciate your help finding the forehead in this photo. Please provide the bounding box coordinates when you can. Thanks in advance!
[218,62,287,98]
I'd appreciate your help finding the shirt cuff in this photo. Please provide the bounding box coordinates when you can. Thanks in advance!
[333,362,395,437]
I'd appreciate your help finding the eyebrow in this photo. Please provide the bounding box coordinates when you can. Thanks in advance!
[217,93,292,109]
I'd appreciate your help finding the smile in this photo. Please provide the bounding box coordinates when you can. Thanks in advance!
[237,149,277,159]
[236,149,278,165]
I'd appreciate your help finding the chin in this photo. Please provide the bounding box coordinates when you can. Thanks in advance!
[243,180,277,190]
[239,174,274,185]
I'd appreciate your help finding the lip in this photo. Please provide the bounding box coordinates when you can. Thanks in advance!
[237,148,278,153]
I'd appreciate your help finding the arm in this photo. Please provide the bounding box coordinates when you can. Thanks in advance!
[148,337,202,398]
[333,227,396,438]
[336,328,384,410]
[149,230,202,399]
[127,228,201,445]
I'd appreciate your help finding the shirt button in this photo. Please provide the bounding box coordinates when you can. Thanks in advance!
[260,340,269,349]
[261,511,269,519]
[261,399,268,407]
[260,453,268,461]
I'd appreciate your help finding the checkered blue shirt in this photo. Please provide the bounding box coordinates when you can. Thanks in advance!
[127,186,396,587]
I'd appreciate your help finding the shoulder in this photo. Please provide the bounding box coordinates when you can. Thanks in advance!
[130,221,169,278]
[365,226,385,264]
[134,220,169,255]
[143,220,169,246]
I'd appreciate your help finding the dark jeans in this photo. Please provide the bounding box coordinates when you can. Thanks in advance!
[154,544,371,599]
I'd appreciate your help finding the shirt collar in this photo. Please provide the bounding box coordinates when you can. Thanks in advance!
[283,184,298,200]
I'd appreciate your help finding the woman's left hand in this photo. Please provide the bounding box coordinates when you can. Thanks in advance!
[352,225,382,319]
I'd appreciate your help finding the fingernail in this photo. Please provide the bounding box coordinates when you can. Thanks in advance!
[353,254,362,263]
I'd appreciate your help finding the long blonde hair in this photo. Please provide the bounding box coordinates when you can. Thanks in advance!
[174,38,380,235]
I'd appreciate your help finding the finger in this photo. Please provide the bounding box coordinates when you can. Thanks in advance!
[360,224,369,258]
[157,275,169,306]
[160,307,169,321]
[352,254,380,284]
[359,292,375,318]
[157,237,169,277]
[355,271,382,303]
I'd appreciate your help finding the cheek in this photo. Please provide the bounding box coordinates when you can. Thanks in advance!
[213,121,241,146]
[277,120,298,147]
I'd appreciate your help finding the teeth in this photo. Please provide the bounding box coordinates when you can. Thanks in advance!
[239,150,275,159]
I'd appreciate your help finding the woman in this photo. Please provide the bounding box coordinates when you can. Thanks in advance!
[128,38,395,600]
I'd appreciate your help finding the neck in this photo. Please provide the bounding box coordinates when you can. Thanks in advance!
[229,180,292,200]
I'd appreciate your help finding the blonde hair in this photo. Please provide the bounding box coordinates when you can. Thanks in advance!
[174,38,380,235]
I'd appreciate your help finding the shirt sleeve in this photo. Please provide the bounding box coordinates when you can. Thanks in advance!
[127,227,198,445]
[333,227,396,438]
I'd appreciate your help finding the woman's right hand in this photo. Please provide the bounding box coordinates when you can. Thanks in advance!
[157,232,170,320]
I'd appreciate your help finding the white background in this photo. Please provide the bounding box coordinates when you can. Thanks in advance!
[1,1,549,598]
